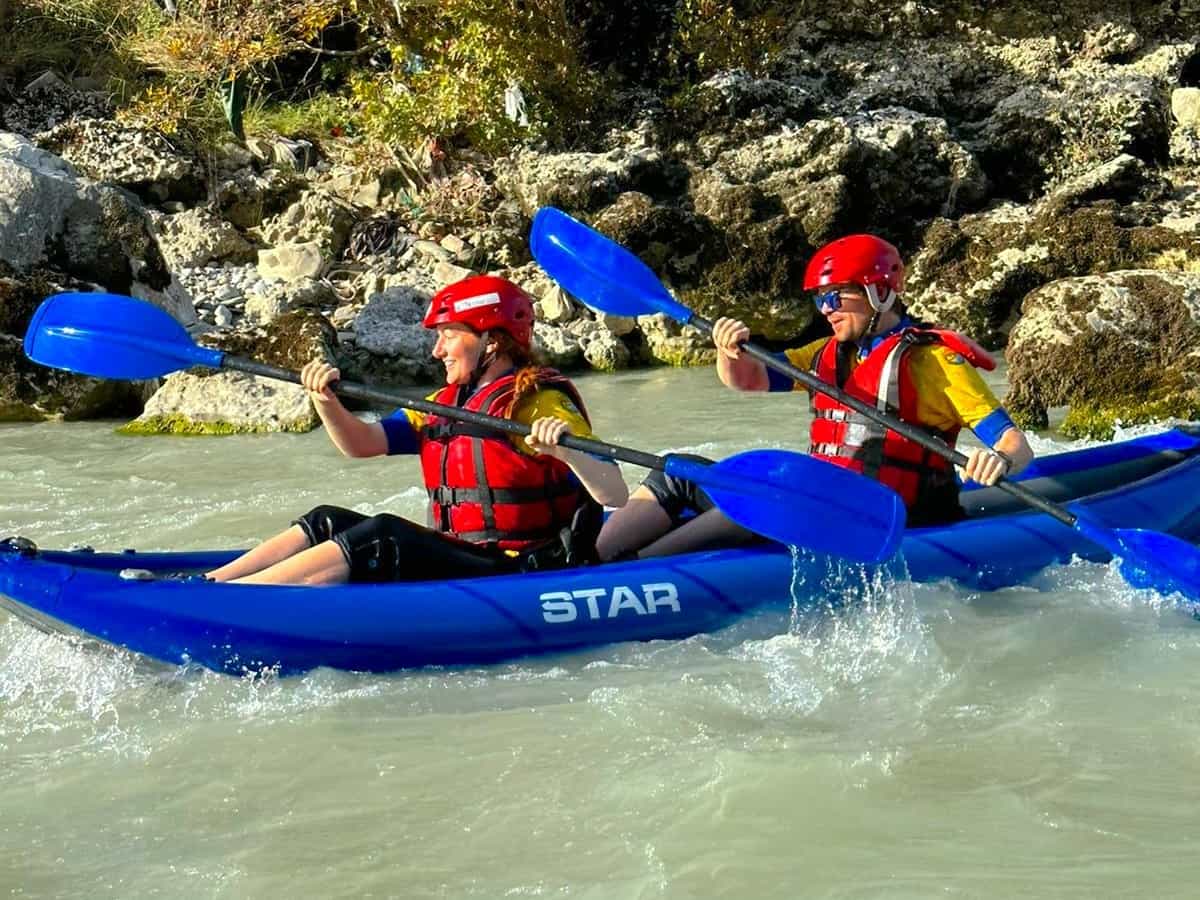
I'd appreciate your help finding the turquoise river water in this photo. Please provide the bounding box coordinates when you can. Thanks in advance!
[3,365,1200,898]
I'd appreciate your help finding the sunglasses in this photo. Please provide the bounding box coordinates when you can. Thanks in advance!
[813,288,866,314]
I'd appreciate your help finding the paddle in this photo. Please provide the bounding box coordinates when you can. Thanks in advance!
[23,291,906,563]
[530,205,1200,599]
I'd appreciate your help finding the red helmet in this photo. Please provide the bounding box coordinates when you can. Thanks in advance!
[422,275,534,350]
[803,234,905,313]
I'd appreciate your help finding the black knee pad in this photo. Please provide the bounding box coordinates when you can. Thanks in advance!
[333,513,420,583]
[293,505,367,546]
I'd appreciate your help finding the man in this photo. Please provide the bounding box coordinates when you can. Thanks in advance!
[595,234,1034,560]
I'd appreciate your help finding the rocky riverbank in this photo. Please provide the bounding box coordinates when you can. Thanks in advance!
[2,3,1199,438]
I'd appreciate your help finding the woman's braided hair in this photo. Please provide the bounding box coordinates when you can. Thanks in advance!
[489,331,542,418]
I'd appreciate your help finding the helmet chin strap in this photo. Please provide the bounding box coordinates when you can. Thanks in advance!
[855,286,900,349]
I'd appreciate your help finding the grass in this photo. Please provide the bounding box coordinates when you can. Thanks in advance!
[0,0,160,91]
[242,92,358,143]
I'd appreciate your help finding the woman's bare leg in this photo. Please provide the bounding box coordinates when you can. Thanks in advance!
[596,486,758,561]
[207,525,311,582]
[230,540,351,586]
[635,508,755,558]
[595,486,675,561]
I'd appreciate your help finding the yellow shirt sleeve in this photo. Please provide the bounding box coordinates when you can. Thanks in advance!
[395,391,441,432]
[780,338,829,391]
[905,345,1003,432]
[509,387,595,456]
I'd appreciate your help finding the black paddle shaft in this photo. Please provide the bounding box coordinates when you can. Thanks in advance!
[224,356,671,472]
[684,314,1076,528]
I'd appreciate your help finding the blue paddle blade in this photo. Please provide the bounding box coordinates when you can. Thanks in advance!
[530,207,693,321]
[24,292,223,380]
[664,450,907,563]
[1072,515,1200,600]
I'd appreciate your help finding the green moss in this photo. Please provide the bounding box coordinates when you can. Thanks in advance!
[0,403,47,423]
[1061,394,1200,441]
[647,345,717,367]
[117,413,314,436]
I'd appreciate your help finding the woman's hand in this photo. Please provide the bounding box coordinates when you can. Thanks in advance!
[712,317,750,360]
[525,416,572,457]
[960,446,1011,486]
[300,359,340,404]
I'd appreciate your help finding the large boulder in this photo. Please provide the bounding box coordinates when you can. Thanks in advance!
[341,285,440,386]
[0,132,188,314]
[153,207,255,270]
[494,141,686,216]
[0,332,151,422]
[0,133,193,420]
[259,190,356,258]
[703,108,987,246]
[1005,270,1200,438]
[37,118,202,203]
[907,186,1198,348]
[121,311,338,435]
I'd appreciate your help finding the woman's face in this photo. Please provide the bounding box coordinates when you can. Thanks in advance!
[432,323,487,385]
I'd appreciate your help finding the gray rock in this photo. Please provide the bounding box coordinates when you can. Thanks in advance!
[352,285,439,382]
[128,369,316,434]
[257,242,325,282]
[0,132,189,321]
[244,278,338,326]
[154,207,254,269]
[259,190,355,258]
[532,322,584,370]
[1006,271,1200,435]
[37,118,199,202]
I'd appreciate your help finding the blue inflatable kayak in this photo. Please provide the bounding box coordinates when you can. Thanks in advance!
[3,427,1200,675]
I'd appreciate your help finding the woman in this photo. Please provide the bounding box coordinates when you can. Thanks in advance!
[209,275,628,585]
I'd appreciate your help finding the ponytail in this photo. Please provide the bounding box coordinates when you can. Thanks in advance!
[490,332,542,419]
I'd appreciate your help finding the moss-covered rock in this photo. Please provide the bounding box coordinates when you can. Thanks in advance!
[907,196,1200,348]
[0,333,149,422]
[121,310,338,435]
[1060,392,1200,440]
[1005,270,1200,434]
[591,192,722,286]
[116,412,313,436]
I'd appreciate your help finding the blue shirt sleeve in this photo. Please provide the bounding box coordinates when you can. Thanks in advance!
[766,352,797,392]
[381,410,420,455]
[972,407,1016,448]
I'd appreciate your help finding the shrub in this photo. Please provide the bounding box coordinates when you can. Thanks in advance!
[670,0,789,79]
[350,0,602,152]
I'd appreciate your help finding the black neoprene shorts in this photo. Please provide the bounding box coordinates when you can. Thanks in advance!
[294,505,520,583]
[639,453,717,525]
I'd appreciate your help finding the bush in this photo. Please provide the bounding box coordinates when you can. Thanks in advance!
[670,0,789,79]
[350,0,602,152]
[4,0,793,154]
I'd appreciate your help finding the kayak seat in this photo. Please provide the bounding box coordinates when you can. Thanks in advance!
[962,444,1197,520]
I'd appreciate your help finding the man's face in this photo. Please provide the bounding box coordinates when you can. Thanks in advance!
[814,284,873,343]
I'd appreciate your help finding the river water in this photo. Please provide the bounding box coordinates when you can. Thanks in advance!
[3,365,1200,898]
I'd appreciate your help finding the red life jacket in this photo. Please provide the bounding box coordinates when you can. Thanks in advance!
[808,328,996,522]
[418,369,589,550]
